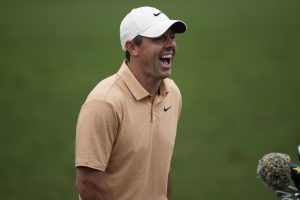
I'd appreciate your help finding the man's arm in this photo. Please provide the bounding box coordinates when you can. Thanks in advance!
[167,169,172,200]
[76,166,111,200]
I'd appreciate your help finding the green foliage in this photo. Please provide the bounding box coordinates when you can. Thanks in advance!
[1,0,300,199]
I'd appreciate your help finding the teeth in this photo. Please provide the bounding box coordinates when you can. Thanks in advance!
[161,54,172,59]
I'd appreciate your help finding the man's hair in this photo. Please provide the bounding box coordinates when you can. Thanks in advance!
[125,35,143,62]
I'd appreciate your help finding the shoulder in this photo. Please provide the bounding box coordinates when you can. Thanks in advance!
[85,74,125,103]
[164,78,181,98]
[81,73,126,116]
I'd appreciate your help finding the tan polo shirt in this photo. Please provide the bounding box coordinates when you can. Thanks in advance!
[75,61,182,200]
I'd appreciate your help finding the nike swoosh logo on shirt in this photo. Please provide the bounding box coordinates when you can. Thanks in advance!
[164,106,172,112]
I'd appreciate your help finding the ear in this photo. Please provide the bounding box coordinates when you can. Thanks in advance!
[125,40,138,56]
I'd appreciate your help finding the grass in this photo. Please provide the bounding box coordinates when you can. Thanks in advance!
[1,0,300,199]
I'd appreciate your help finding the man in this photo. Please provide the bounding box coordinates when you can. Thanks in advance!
[75,6,187,200]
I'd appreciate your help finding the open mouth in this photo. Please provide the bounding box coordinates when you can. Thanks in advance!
[159,54,172,66]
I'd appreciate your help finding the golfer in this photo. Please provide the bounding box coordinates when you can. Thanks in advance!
[75,6,187,200]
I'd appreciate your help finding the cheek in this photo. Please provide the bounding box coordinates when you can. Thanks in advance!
[140,46,154,57]
[144,49,159,62]
[173,45,177,56]
[137,44,161,63]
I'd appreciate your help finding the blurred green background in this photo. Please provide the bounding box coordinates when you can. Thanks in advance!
[1,0,300,199]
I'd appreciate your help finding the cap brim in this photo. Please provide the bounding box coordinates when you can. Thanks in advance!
[139,20,187,38]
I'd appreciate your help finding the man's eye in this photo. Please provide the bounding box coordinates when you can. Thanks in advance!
[152,33,175,42]
[153,36,163,41]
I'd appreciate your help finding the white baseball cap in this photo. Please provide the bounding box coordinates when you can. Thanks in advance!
[120,6,187,51]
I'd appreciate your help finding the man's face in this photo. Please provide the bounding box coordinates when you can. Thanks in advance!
[135,29,177,81]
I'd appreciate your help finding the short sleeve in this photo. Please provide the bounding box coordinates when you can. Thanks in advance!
[75,100,119,171]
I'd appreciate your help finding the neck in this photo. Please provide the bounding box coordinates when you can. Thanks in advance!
[126,60,161,97]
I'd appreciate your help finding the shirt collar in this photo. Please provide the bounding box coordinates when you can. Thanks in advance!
[117,61,169,101]
[158,78,169,98]
[117,61,149,101]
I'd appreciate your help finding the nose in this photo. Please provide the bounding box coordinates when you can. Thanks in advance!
[165,36,176,49]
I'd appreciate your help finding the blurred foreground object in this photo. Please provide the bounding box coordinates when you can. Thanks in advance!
[257,153,291,190]
[257,145,300,200]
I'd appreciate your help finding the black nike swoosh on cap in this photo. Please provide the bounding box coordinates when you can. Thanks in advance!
[153,12,162,16]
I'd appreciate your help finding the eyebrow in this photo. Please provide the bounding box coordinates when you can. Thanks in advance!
[158,30,175,38]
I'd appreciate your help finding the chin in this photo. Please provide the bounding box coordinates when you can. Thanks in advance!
[161,72,171,79]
